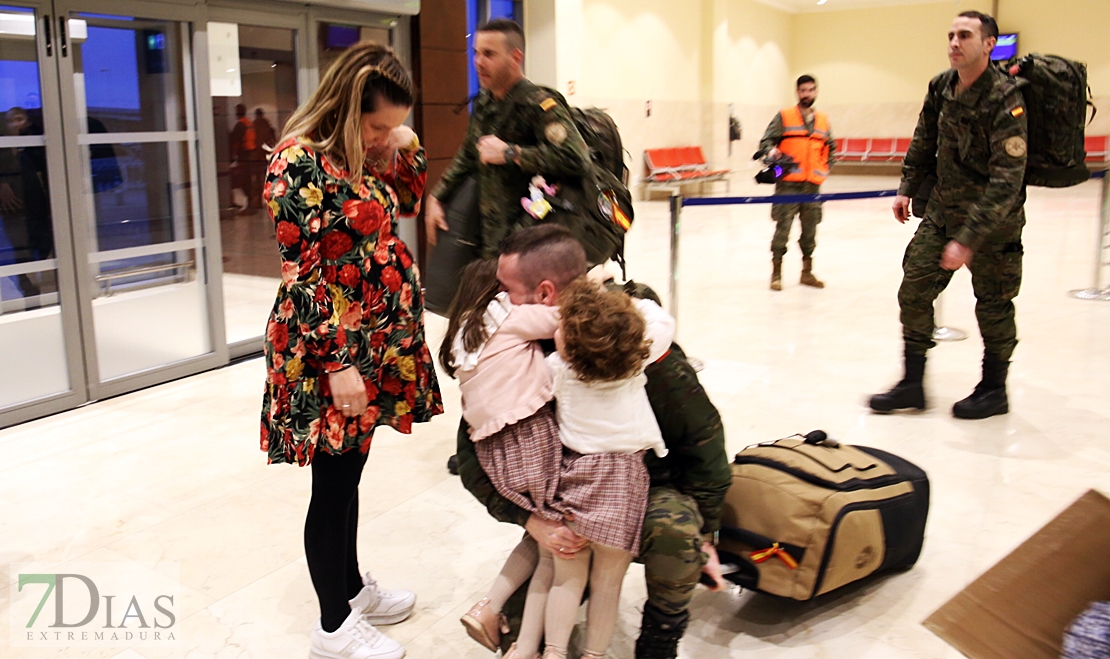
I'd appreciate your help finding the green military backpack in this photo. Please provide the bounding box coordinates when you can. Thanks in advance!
[1002,54,1096,188]
[536,88,635,271]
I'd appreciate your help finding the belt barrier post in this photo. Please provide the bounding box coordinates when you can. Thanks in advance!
[1068,170,1110,301]
[669,193,682,324]
[933,291,968,342]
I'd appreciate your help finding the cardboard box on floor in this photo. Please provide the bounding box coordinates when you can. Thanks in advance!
[925,489,1110,659]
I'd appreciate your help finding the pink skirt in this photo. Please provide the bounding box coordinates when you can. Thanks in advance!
[474,405,563,522]
[556,450,649,555]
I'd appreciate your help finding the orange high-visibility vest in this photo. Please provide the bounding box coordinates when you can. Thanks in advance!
[238,116,257,151]
[778,106,830,185]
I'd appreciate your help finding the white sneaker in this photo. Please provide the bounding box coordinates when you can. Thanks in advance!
[350,572,416,626]
[309,610,405,659]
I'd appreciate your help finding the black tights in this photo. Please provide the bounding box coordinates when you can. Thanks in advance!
[306,447,370,633]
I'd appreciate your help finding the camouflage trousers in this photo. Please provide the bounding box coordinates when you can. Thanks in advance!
[497,485,707,651]
[899,215,1024,359]
[771,181,822,258]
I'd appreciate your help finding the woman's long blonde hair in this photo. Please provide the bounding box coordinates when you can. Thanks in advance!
[279,41,415,183]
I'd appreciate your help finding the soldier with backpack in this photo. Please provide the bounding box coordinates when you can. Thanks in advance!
[425,19,624,268]
[871,11,1029,419]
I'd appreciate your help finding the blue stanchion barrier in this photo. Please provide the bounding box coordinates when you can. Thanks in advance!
[682,168,1105,207]
[668,168,1110,323]
[682,188,897,207]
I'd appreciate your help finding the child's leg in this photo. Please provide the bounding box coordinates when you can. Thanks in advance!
[542,546,593,658]
[489,536,539,609]
[580,544,634,657]
[463,536,539,651]
[515,546,556,657]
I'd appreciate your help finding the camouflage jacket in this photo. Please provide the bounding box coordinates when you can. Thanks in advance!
[455,282,733,538]
[429,79,592,257]
[898,66,1028,250]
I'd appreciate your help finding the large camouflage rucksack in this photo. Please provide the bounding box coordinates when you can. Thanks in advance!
[1002,54,1096,188]
[570,106,630,185]
[537,88,634,270]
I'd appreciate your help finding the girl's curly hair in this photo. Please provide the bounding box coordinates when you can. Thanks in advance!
[558,277,651,383]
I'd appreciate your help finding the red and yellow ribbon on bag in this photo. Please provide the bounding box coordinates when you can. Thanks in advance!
[750,543,799,569]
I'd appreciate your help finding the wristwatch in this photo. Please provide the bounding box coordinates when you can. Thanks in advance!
[504,144,518,164]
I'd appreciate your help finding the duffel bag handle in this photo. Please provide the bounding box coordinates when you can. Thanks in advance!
[803,429,840,448]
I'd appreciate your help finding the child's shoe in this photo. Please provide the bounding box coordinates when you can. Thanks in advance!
[459,597,508,652]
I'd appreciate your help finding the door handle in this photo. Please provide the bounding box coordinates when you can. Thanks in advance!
[58,16,68,57]
[43,15,52,57]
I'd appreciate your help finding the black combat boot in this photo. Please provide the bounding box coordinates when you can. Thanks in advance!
[952,354,1010,419]
[634,604,689,659]
[869,351,927,412]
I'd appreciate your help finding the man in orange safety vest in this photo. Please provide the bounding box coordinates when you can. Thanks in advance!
[758,75,837,291]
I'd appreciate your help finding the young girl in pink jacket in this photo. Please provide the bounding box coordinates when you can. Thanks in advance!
[438,259,673,659]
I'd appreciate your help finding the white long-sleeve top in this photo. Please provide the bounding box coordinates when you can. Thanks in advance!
[546,298,674,458]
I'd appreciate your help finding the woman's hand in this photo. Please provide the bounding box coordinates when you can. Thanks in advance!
[387,125,418,153]
[329,366,368,417]
[366,126,418,170]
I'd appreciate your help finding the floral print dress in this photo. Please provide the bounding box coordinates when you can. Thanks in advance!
[260,137,443,466]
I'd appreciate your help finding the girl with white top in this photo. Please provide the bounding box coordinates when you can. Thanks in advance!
[440,262,674,659]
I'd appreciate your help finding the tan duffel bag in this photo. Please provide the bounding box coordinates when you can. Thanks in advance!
[718,430,929,600]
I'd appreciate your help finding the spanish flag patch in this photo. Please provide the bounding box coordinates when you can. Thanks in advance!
[540,97,557,112]
[602,191,632,231]
[1010,106,1025,117]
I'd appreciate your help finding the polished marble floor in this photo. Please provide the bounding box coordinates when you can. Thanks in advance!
[3,175,1109,659]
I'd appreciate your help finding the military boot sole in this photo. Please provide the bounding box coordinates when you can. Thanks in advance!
[868,388,926,413]
[952,393,1009,419]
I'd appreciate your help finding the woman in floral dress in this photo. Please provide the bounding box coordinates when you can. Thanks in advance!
[259,42,442,659]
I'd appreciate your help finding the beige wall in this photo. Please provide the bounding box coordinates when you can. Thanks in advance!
[522,0,1110,196]
[793,0,1110,137]
[524,0,795,195]
[997,0,1110,134]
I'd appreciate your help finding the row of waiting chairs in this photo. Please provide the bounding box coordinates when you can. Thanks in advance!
[836,136,1110,164]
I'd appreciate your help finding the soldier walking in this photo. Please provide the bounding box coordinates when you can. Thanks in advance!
[871,11,1027,419]
[424,19,594,260]
[759,75,836,291]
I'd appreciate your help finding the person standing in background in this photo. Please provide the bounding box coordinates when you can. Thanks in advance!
[759,75,836,291]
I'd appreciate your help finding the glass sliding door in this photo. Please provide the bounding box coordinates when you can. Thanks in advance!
[0,2,84,417]
[206,15,301,348]
[55,6,219,387]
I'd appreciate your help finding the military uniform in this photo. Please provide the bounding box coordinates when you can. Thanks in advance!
[759,111,837,260]
[897,66,1027,360]
[430,79,592,259]
[455,283,732,654]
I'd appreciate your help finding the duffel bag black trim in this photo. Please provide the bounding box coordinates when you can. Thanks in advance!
[811,493,915,598]
[733,455,906,492]
[719,525,807,565]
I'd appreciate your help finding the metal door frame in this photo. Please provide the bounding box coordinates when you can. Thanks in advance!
[51,0,227,402]
[0,0,413,428]
[207,2,309,359]
[306,5,408,91]
[0,0,90,426]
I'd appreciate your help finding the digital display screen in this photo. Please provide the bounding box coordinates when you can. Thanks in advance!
[992,33,1018,61]
[326,25,360,49]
